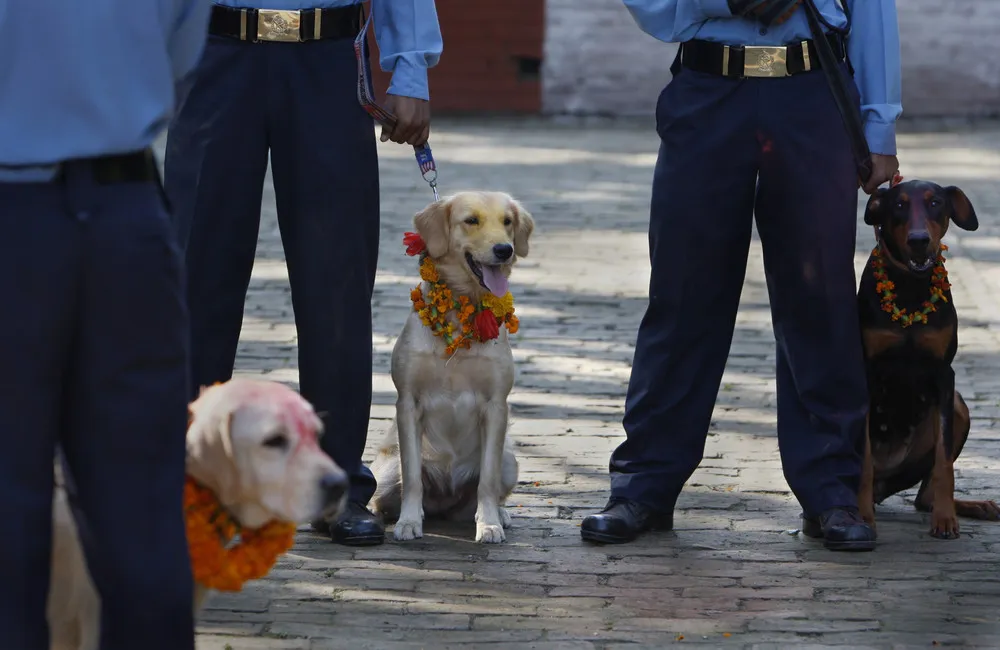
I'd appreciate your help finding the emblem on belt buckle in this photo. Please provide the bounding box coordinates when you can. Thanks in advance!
[257,9,301,42]
[743,46,788,78]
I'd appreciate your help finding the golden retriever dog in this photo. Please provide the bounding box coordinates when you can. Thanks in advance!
[369,191,534,543]
[47,378,348,650]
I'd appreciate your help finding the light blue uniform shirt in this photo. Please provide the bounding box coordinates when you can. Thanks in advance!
[0,0,211,173]
[217,0,443,101]
[622,0,903,155]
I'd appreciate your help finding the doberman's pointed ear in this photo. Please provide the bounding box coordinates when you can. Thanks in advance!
[864,187,888,226]
[946,186,979,232]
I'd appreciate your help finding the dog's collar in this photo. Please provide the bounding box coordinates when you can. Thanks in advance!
[869,243,950,328]
[411,253,519,358]
[186,475,241,541]
[184,475,297,592]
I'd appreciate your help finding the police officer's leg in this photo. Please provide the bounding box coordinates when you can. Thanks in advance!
[164,36,270,395]
[0,181,79,648]
[57,162,194,649]
[266,39,381,542]
[753,66,868,520]
[599,70,760,529]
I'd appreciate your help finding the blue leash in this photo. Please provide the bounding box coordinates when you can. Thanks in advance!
[353,4,440,200]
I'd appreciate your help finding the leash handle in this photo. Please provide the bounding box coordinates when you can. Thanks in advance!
[801,0,873,186]
[353,2,441,200]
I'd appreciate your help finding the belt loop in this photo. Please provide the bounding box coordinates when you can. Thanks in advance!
[239,8,248,41]
[801,40,812,71]
[722,45,731,77]
[314,8,322,40]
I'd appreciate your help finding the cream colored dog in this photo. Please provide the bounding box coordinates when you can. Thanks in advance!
[370,191,534,544]
[47,379,348,650]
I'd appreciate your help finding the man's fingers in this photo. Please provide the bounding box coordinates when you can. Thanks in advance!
[413,124,431,148]
[396,124,417,145]
[862,174,890,195]
[407,122,430,146]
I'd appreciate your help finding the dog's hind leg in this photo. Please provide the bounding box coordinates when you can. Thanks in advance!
[498,447,518,529]
[369,443,403,522]
[950,392,1000,521]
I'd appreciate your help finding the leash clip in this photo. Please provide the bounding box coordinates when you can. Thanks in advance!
[414,144,440,201]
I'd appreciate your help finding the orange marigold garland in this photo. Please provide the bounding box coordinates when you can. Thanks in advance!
[403,232,519,356]
[184,477,296,592]
[870,243,950,328]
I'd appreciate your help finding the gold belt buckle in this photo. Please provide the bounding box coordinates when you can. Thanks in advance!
[256,9,302,42]
[742,45,788,78]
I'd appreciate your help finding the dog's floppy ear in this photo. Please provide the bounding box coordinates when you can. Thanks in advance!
[510,199,535,258]
[946,186,978,231]
[186,409,240,501]
[413,199,451,258]
[863,188,888,226]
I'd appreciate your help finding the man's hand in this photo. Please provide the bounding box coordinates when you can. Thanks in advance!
[861,153,900,195]
[380,95,431,147]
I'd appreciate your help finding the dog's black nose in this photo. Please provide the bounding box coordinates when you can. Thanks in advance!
[320,472,348,506]
[493,243,514,261]
[908,232,931,257]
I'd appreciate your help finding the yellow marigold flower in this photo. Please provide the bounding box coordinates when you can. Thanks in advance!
[482,291,515,319]
[419,258,439,282]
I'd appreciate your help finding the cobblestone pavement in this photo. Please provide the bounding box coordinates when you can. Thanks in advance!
[159,119,1000,649]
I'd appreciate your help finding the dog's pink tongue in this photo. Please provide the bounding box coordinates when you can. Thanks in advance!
[481,265,509,297]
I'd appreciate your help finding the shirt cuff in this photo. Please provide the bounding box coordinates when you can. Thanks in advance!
[699,0,735,18]
[386,55,431,101]
[864,120,897,156]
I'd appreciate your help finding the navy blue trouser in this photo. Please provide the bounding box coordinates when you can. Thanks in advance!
[164,35,380,505]
[609,62,868,518]
[0,165,194,648]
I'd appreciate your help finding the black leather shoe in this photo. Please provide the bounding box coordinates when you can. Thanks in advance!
[801,507,876,552]
[313,502,385,546]
[580,500,673,544]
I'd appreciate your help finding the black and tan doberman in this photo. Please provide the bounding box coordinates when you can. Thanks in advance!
[858,179,998,539]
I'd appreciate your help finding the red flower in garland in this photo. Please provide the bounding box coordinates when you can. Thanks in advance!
[473,309,500,341]
[403,232,426,256]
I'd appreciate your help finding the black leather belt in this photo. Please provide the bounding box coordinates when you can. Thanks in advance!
[0,150,160,185]
[680,33,846,78]
[209,4,363,42]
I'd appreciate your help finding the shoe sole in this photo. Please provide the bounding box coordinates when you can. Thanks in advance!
[580,529,636,544]
[580,519,673,545]
[801,520,876,551]
[333,534,386,547]
[823,538,876,552]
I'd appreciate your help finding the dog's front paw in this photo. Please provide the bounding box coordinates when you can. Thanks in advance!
[930,512,960,539]
[394,518,424,541]
[476,523,506,544]
[499,507,512,529]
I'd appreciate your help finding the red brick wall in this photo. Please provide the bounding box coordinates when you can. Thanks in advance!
[367,0,544,113]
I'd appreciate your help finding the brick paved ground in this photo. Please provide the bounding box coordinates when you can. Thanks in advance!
[165,119,1000,649]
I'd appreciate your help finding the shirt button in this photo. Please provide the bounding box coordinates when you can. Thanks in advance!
[759,27,768,35]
